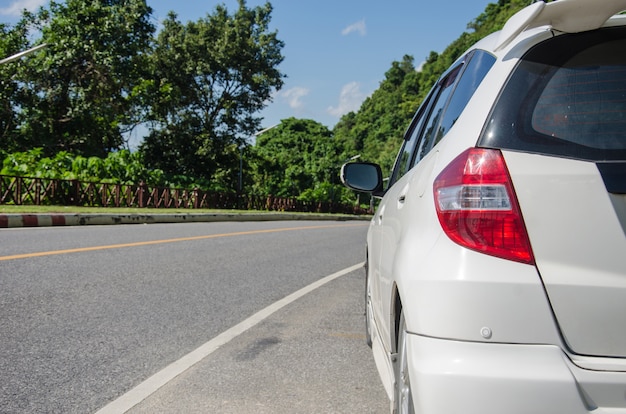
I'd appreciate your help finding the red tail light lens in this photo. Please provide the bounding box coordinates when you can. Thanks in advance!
[433,148,534,265]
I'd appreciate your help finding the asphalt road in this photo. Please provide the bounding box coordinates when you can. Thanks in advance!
[0,221,387,413]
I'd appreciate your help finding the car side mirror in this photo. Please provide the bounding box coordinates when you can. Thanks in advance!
[340,162,385,197]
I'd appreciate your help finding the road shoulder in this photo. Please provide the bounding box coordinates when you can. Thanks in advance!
[126,267,387,413]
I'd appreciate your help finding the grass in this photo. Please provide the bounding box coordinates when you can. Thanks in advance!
[0,205,246,215]
[0,204,367,218]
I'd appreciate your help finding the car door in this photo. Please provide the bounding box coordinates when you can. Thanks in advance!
[369,90,435,348]
[372,69,462,348]
[372,50,497,351]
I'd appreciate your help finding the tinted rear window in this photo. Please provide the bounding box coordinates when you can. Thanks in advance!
[480,27,626,161]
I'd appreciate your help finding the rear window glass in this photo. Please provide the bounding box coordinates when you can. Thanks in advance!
[480,27,626,161]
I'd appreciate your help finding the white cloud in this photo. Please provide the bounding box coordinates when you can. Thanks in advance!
[341,19,366,37]
[327,82,367,118]
[0,0,47,16]
[279,86,310,110]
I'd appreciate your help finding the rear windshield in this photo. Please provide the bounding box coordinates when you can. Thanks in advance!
[480,27,626,161]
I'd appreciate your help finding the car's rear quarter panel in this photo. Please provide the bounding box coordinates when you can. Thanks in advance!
[505,151,626,357]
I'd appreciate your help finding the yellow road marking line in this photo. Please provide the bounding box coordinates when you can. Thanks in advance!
[0,223,366,262]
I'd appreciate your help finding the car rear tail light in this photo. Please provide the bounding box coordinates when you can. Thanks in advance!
[433,148,535,265]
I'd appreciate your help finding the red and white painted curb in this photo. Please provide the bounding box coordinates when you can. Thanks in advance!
[0,214,68,228]
[0,213,213,228]
[0,212,361,228]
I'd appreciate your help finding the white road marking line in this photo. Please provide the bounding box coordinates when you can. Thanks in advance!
[95,262,364,414]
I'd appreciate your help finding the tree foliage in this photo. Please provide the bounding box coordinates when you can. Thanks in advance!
[334,54,419,176]
[140,0,285,190]
[0,147,161,184]
[0,21,31,150]
[14,0,155,157]
[250,118,349,201]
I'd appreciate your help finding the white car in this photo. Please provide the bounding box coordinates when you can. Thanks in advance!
[341,1,626,413]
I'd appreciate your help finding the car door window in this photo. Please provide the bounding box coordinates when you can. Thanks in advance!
[414,50,496,166]
[414,65,462,163]
[389,50,496,187]
[434,51,496,147]
[388,87,437,186]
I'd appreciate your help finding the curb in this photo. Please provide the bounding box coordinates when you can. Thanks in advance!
[0,212,370,228]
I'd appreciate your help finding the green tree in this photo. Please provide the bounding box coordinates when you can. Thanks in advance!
[15,0,155,157]
[251,118,345,201]
[140,0,285,191]
[0,21,33,153]
[334,54,420,176]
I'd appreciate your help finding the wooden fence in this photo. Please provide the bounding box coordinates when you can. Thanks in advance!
[0,175,369,215]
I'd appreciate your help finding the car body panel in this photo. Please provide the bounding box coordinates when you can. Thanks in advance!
[369,301,394,401]
[408,335,626,413]
[401,234,561,344]
[505,151,626,357]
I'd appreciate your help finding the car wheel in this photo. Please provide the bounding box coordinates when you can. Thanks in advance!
[365,261,373,347]
[394,310,415,414]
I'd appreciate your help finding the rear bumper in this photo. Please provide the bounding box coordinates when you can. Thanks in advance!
[407,334,626,413]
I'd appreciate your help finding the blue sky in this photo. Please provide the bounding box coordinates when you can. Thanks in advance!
[0,0,491,132]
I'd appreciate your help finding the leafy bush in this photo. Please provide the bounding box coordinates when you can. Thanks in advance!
[0,148,170,186]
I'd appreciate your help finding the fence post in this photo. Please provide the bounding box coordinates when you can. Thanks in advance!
[193,187,199,209]
[15,177,22,205]
[114,184,121,207]
[71,180,79,205]
[101,183,107,207]
[33,178,40,206]
[138,180,146,208]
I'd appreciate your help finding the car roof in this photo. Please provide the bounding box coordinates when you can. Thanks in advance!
[494,0,626,52]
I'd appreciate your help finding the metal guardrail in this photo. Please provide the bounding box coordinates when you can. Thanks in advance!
[0,175,369,215]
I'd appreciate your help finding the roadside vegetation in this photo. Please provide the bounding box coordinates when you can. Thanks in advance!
[0,0,529,208]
